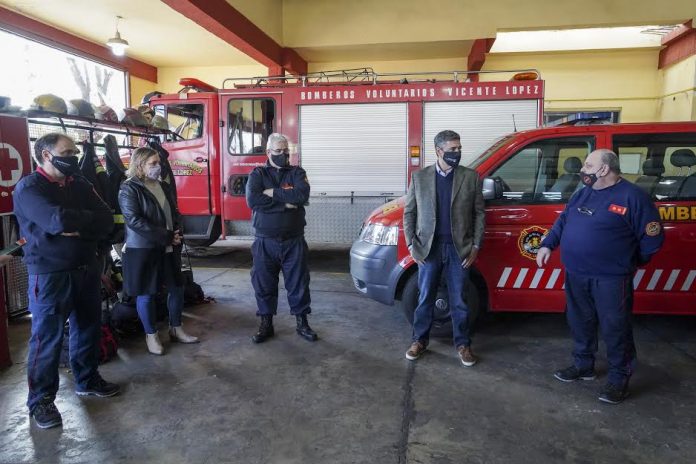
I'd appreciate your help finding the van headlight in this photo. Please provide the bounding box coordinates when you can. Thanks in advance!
[361,223,398,246]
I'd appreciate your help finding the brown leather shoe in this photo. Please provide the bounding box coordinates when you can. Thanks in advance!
[405,341,427,361]
[458,346,477,367]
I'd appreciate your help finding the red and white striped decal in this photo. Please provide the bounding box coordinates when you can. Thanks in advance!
[496,268,696,292]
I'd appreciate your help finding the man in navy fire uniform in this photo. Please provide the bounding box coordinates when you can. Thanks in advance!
[245,133,318,343]
[14,133,120,429]
[537,148,664,404]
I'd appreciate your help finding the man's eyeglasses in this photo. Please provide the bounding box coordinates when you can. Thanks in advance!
[577,206,594,216]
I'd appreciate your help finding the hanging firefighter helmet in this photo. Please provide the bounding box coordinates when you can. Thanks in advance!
[137,104,155,123]
[31,94,68,114]
[151,115,169,130]
[95,105,119,122]
[141,91,164,104]
[119,107,149,127]
[68,99,96,118]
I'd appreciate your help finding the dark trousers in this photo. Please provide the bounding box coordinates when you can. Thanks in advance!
[564,272,636,387]
[26,264,101,412]
[412,242,471,348]
[251,236,311,316]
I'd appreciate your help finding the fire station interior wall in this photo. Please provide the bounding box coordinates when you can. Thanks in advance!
[423,100,539,167]
[129,76,158,107]
[483,49,662,123]
[299,103,408,195]
[157,65,268,94]
[658,55,696,122]
[306,58,468,79]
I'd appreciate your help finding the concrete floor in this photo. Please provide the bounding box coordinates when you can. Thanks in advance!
[1,244,695,464]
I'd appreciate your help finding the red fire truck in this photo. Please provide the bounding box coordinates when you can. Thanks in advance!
[350,119,696,333]
[146,69,545,245]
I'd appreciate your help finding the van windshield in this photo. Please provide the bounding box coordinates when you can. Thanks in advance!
[469,135,513,169]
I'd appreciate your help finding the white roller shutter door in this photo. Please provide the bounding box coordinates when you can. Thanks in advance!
[300,103,408,195]
[423,100,539,166]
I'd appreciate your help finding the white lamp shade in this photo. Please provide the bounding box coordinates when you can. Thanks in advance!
[106,31,129,56]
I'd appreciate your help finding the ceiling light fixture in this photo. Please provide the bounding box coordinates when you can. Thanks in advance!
[106,16,129,56]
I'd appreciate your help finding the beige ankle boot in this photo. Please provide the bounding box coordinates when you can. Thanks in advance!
[145,333,164,355]
[169,326,199,344]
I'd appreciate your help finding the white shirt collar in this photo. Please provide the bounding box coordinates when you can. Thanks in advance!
[435,161,453,177]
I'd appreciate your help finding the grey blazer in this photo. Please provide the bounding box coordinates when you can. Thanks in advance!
[403,164,485,262]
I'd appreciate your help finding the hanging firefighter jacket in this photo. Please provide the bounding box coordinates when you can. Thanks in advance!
[103,134,127,204]
[80,139,125,245]
[147,138,178,203]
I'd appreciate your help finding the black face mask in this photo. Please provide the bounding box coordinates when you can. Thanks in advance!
[271,153,289,168]
[442,151,461,168]
[49,154,80,176]
[580,166,604,187]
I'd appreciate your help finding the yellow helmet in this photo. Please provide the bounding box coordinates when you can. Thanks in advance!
[31,94,68,114]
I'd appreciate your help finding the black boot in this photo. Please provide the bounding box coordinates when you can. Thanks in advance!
[296,314,318,342]
[252,315,274,343]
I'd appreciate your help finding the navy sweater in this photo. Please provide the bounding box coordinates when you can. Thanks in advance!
[245,163,310,238]
[433,170,454,243]
[13,169,114,274]
[541,179,664,277]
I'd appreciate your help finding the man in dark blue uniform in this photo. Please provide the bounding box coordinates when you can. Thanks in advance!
[246,133,317,343]
[537,148,664,404]
[14,133,120,429]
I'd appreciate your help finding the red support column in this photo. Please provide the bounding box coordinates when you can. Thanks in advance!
[467,38,495,82]
[659,21,696,69]
[162,0,307,76]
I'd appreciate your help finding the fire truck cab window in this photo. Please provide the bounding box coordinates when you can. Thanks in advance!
[164,103,203,140]
[613,133,696,200]
[228,99,275,155]
[489,136,595,204]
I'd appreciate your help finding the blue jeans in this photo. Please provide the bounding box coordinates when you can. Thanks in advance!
[136,286,185,334]
[412,242,471,348]
[26,264,101,412]
[564,272,636,388]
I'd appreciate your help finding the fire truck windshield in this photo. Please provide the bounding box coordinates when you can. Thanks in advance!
[468,135,514,169]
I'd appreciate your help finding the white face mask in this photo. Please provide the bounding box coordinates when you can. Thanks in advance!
[146,164,162,180]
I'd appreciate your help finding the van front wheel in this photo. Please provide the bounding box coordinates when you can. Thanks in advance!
[399,271,482,338]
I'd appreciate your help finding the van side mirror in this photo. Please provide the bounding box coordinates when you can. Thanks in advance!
[482,177,503,200]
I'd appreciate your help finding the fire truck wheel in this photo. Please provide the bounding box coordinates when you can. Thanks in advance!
[399,271,482,338]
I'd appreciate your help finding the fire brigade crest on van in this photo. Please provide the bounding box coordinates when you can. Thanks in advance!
[518,226,548,260]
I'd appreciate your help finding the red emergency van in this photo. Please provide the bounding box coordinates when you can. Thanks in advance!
[146,69,544,245]
[349,120,696,333]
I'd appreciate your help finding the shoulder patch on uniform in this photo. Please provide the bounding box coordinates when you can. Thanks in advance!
[645,221,661,236]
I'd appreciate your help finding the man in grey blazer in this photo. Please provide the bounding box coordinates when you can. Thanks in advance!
[403,130,485,366]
